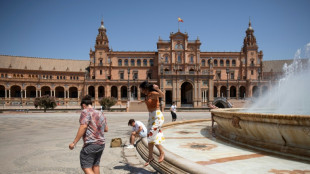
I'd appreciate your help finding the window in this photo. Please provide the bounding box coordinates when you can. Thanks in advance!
[217,72,221,79]
[143,59,147,66]
[70,76,72,80]
[120,72,124,80]
[50,75,52,79]
[175,43,184,49]
[150,59,154,66]
[214,60,218,66]
[190,55,194,63]
[1,74,3,78]
[100,70,102,75]
[232,60,236,66]
[131,59,135,66]
[63,76,66,80]
[77,77,79,80]
[60,76,63,80]
[137,59,141,66]
[226,60,230,67]
[133,73,138,80]
[231,72,234,80]
[124,59,128,66]
[57,76,59,79]
[220,60,224,67]
[251,60,254,66]
[177,52,181,63]
[201,59,206,66]
[147,73,152,79]
[165,56,168,63]
[251,70,254,75]
[118,59,122,66]
[99,59,103,65]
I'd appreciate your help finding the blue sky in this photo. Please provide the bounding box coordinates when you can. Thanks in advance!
[0,0,309,60]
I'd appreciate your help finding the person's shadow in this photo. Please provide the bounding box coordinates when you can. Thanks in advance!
[114,163,158,174]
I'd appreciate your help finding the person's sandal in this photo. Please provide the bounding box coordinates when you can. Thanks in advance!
[144,158,154,166]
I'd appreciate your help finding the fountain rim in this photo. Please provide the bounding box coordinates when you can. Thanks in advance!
[211,108,310,120]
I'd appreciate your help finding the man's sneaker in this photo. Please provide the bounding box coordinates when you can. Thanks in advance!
[125,144,134,149]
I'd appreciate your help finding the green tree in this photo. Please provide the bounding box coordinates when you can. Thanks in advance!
[99,97,117,111]
[34,95,57,112]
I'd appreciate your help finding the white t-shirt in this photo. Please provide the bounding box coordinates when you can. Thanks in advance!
[132,121,147,133]
[170,105,177,113]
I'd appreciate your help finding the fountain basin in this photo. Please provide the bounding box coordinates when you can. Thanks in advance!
[211,108,310,160]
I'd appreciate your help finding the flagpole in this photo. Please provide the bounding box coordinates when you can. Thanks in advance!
[178,21,179,32]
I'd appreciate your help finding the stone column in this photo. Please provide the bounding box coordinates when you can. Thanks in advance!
[217,86,220,98]
[208,78,214,103]
[9,89,11,98]
[5,89,7,98]
[25,89,27,98]
[117,86,121,101]
[227,86,230,100]
[40,90,42,97]
[78,90,80,99]
[21,90,23,98]
[137,87,141,100]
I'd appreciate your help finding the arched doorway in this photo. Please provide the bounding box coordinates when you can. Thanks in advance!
[131,86,137,99]
[41,86,51,96]
[69,87,78,98]
[181,82,193,105]
[214,86,218,98]
[55,86,64,98]
[98,86,105,98]
[252,86,259,97]
[121,86,127,99]
[220,86,227,98]
[239,86,246,98]
[11,85,21,98]
[111,86,118,98]
[88,86,95,98]
[26,86,36,98]
[0,85,5,98]
[230,86,236,98]
[165,90,172,105]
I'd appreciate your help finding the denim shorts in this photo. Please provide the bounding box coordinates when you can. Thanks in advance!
[80,144,105,169]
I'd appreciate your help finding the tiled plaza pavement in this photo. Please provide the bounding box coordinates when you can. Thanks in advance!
[163,121,310,174]
[0,111,210,174]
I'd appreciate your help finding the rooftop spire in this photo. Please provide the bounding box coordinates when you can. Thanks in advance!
[99,19,106,30]
[247,17,253,31]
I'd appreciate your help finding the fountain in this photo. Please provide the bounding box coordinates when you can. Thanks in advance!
[211,43,310,160]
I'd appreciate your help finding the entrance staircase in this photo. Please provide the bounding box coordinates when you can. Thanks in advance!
[128,101,148,112]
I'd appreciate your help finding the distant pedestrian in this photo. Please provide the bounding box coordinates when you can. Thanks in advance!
[170,102,177,122]
[139,81,165,166]
[125,119,147,149]
[69,95,108,174]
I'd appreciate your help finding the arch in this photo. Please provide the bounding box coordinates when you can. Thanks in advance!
[118,59,122,66]
[143,59,147,66]
[121,86,127,98]
[164,68,169,72]
[181,82,193,105]
[220,86,227,98]
[214,86,218,97]
[26,86,36,98]
[230,86,236,98]
[124,59,128,66]
[232,59,236,66]
[11,85,21,98]
[55,86,65,98]
[226,60,230,67]
[98,86,105,98]
[41,86,51,96]
[131,59,135,66]
[252,86,259,97]
[69,87,78,98]
[220,59,224,67]
[111,86,118,98]
[214,59,218,66]
[262,86,268,94]
[137,59,141,66]
[175,43,184,49]
[201,59,206,66]
[239,86,246,98]
[189,68,195,74]
[131,86,138,98]
[0,85,5,98]
[88,86,95,98]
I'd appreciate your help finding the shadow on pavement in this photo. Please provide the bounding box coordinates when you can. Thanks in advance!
[113,163,158,174]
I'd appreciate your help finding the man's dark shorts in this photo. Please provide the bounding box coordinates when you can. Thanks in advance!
[80,144,105,169]
[171,111,177,119]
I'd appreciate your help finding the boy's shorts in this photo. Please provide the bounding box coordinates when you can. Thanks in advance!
[80,144,105,168]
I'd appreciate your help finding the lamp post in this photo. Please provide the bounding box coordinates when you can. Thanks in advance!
[127,68,130,102]
[133,76,136,100]
[237,76,240,99]
[258,68,261,97]
[160,64,164,111]
[226,68,229,100]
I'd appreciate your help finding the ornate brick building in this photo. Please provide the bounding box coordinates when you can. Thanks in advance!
[0,19,279,109]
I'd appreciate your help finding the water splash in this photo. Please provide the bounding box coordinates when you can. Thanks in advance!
[246,43,310,115]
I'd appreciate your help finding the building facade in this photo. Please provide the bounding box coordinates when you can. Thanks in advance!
[0,20,274,108]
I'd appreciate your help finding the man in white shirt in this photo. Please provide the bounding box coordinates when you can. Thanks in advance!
[170,102,177,122]
[126,119,147,148]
